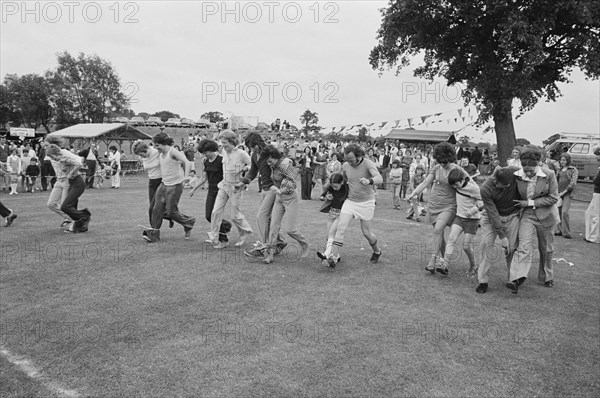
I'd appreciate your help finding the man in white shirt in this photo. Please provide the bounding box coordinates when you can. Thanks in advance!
[207,130,253,247]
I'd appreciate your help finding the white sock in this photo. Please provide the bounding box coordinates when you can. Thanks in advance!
[324,238,334,257]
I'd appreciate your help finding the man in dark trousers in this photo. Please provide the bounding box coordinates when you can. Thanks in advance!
[475,166,521,294]
[78,143,99,189]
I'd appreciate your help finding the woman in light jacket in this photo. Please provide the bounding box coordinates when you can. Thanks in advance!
[509,146,559,292]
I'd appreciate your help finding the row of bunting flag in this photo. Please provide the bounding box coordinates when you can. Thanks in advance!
[320,105,482,135]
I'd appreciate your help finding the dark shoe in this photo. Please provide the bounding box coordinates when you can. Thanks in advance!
[169,219,174,228]
[564,235,571,239]
[5,213,17,227]
[476,283,488,294]
[505,281,518,294]
[184,227,193,240]
[425,265,435,274]
[544,280,554,287]
[317,251,327,260]
[554,232,562,236]
[369,251,381,264]
[274,242,288,256]
[142,229,160,243]
[80,209,91,231]
[516,277,527,286]
[435,265,449,276]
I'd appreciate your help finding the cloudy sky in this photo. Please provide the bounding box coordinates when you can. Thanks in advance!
[1,0,598,144]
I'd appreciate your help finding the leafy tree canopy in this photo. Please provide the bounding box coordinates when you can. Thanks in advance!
[370,0,599,163]
[152,110,180,122]
[201,111,224,123]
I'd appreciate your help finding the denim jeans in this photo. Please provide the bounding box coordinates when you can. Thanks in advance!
[269,191,308,248]
[60,175,88,222]
[257,189,286,246]
[151,183,195,230]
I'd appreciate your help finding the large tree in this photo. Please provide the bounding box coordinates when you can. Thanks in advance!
[153,110,180,122]
[299,109,320,135]
[50,51,129,124]
[2,74,53,133]
[201,111,225,123]
[370,0,599,164]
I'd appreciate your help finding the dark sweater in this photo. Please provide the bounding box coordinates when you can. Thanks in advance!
[240,148,274,189]
[480,169,521,239]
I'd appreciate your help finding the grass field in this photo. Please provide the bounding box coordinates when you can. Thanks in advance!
[1,175,599,397]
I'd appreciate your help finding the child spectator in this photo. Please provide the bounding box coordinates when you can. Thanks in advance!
[399,163,410,199]
[95,161,106,188]
[25,158,40,192]
[389,159,403,209]
[183,170,201,189]
[436,168,483,276]
[407,165,426,221]
[316,173,349,266]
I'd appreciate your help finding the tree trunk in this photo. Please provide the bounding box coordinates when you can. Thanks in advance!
[492,103,516,166]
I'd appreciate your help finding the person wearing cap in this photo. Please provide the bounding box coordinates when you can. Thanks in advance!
[509,146,559,292]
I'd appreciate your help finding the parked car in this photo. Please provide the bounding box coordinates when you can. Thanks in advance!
[129,116,146,126]
[181,118,195,128]
[145,116,164,127]
[164,118,182,128]
[115,117,130,123]
[545,133,600,179]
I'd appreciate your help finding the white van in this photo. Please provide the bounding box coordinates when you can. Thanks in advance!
[545,133,600,179]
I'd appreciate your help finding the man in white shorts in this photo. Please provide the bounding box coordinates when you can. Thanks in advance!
[327,144,383,269]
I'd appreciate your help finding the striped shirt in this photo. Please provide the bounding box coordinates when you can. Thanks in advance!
[270,158,297,195]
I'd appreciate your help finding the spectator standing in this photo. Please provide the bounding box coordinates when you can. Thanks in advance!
[584,147,600,243]
[108,146,121,188]
[554,153,578,239]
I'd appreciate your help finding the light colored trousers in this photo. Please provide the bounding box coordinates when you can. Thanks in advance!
[211,183,253,237]
[47,178,70,219]
[510,209,555,282]
[585,193,600,243]
[257,189,286,246]
[477,212,519,284]
[556,193,572,236]
[112,171,120,188]
[268,191,309,248]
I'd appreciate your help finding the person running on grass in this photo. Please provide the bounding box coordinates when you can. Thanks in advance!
[189,139,232,249]
[261,145,310,264]
[326,144,383,269]
[46,144,91,233]
[206,130,253,247]
[475,166,521,294]
[316,173,349,265]
[239,132,287,257]
[143,132,195,243]
[406,142,468,273]
[132,140,173,229]
[435,169,483,277]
